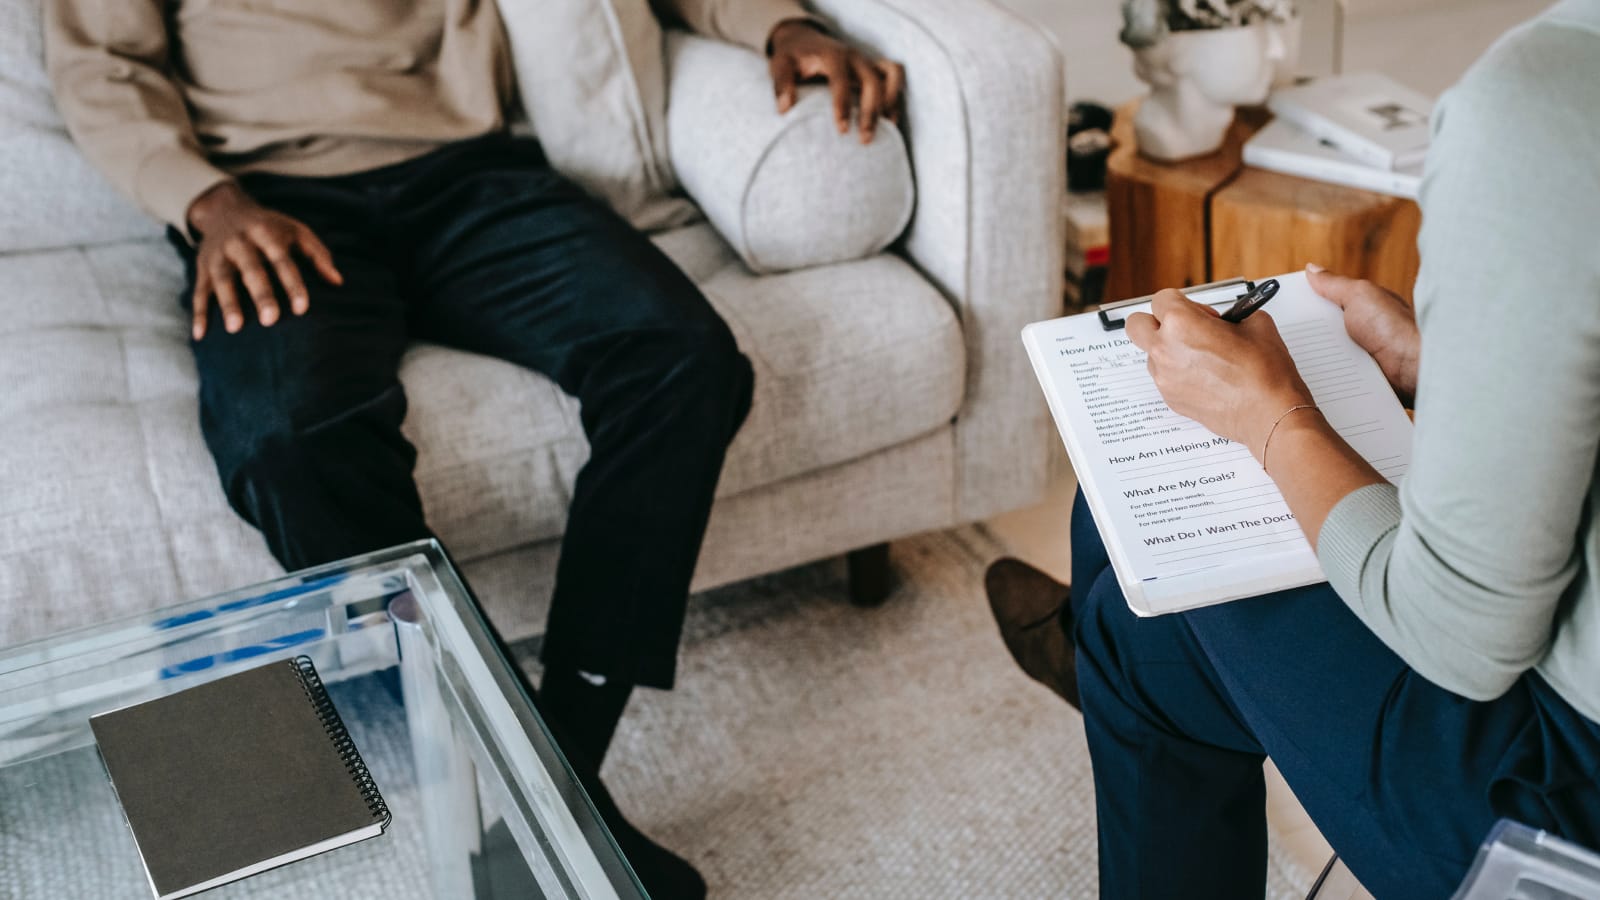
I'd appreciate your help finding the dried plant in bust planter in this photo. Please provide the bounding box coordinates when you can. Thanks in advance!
[1120,0,1299,161]
[1122,0,1298,49]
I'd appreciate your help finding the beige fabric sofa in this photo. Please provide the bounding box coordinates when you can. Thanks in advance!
[0,0,1064,646]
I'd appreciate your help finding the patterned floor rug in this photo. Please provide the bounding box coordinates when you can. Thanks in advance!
[513,526,1310,899]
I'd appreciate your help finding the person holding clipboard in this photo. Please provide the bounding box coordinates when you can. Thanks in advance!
[986,2,1600,896]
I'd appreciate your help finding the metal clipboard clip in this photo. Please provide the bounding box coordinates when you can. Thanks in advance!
[1096,277,1255,331]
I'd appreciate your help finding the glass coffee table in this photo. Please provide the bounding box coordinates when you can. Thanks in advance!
[0,541,644,900]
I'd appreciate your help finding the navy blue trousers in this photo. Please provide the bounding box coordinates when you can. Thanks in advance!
[172,136,753,690]
[1069,490,1600,899]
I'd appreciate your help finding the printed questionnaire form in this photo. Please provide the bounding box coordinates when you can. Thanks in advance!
[1023,272,1413,616]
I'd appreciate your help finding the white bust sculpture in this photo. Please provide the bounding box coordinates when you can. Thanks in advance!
[1130,19,1291,161]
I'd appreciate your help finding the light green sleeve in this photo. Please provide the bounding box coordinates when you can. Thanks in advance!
[1316,18,1600,700]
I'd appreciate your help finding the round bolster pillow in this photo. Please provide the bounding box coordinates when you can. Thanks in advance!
[665,32,915,275]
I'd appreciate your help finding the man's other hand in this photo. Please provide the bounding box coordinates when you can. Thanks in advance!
[768,20,904,145]
[185,182,343,340]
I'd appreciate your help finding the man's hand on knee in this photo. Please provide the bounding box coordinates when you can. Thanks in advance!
[767,20,905,145]
[185,182,344,340]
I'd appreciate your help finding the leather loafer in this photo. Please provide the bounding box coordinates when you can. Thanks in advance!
[984,557,1080,710]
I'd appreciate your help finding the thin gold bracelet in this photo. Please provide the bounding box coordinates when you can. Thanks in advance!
[1260,404,1318,473]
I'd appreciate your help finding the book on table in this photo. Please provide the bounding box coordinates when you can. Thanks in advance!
[1021,271,1414,617]
[91,655,391,900]
[1267,72,1433,171]
[1244,118,1423,199]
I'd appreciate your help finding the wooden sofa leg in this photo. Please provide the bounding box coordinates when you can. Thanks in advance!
[847,543,894,607]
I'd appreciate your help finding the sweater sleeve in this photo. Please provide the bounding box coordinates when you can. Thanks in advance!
[1316,20,1600,700]
[44,0,232,232]
[653,0,815,52]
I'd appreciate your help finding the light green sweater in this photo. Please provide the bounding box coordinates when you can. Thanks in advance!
[1317,0,1600,724]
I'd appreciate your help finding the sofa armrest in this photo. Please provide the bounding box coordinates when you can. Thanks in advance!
[807,0,1065,522]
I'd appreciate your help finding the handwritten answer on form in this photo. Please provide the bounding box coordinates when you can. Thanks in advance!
[1023,271,1413,615]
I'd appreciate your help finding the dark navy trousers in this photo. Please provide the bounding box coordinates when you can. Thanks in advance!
[1069,490,1600,899]
[172,136,753,690]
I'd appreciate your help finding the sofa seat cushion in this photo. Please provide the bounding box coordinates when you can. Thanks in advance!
[0,226,963,642]
[692,231,965,496]
[366,223,969,558]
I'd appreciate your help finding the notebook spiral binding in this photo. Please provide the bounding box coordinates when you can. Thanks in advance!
[291,655,393,829]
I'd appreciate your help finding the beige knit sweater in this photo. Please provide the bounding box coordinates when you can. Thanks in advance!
[44,0,809,230]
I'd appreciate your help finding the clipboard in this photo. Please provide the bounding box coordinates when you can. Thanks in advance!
[1096,277,1255,331]
[1023,270,1415,616]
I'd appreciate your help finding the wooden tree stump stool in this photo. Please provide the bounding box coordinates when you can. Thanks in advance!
[1106,99,1421,304]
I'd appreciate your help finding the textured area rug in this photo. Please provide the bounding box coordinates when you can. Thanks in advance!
[515,526,1311,899]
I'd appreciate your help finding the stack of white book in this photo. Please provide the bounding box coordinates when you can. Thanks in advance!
[1246,72,1433,200]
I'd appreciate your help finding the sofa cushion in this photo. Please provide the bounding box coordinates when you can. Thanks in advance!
[695,238,964,494]
[395,223,967,559]
[0,0,161,253]
[498,0,698,232]
[666,33,914,274]
[0,228,963,642]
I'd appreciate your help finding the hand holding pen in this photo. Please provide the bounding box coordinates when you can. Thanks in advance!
[1124,279,1317,462]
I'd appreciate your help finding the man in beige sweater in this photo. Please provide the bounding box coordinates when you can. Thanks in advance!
[45,2,903,895]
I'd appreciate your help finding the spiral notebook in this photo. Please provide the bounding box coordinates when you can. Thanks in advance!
[91,656,391,900]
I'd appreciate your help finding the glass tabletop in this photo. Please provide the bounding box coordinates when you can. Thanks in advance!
[0,540,643,900]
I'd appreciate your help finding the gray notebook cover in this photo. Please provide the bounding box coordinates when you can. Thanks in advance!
[91,657,391,899]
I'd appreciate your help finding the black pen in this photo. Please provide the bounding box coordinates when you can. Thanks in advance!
[1219,279,1279,323]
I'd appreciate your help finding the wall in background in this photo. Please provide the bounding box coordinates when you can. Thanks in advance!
[996,0,1555,107]
[1339,0,1551,96]
[1341,0,1479,15]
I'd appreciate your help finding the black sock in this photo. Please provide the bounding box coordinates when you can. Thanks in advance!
[536,669,706,900]
[570,758,708,900]
[537,665,633,769]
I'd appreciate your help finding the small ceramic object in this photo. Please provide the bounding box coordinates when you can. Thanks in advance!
[1130,18,1295,161]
